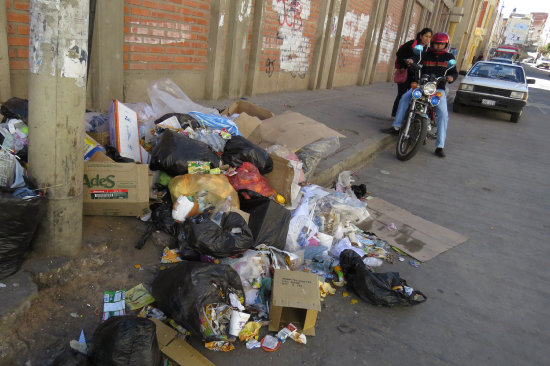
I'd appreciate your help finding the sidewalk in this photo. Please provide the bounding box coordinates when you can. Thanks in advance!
[204,78,461,186]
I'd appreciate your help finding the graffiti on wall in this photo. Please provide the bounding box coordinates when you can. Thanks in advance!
[378,16,397,64]
[338,10,370,69]
[271,0,311,77]
[266,58,276,77]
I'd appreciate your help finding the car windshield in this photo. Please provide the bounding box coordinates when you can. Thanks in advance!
[468,63,525,83]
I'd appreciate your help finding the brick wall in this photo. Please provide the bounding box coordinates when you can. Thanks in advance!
[376,0,404,74]
[260,0,320,79]
[6,0,30,71]
[337,0,373,73]
[123,0,210,71]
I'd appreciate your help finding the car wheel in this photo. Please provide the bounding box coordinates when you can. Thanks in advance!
[510,110,522,123]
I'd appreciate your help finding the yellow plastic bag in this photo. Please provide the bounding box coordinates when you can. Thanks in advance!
[239,321,263,341]
[168,174,239,209]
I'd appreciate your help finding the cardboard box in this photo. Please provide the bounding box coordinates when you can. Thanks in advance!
[257,111,345,152]
[88,131,110,147]
[83,162,150,216]
[221,101,274,142]
[152,319,215,366]
[269,269,321,336]
[109,100,142,163]
[265,154,299,206]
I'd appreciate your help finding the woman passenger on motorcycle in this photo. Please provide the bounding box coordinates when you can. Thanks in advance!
[391,28,433,118]
[382,32,458,158]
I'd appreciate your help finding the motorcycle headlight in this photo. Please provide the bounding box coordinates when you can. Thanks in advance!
[459,83,474,91]
[423,82,437,95]
[412,88,423,99]
[430,95,441,106]
[510,91,525,99]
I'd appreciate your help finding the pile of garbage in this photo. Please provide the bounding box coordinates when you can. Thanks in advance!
[1,79,426,365]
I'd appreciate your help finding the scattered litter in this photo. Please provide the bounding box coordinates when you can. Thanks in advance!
[260,335,281,352]
[409,260,421,268]
[78,329,86,344]
[134,264,141,269]
[246,339,261,349]
[380,169,390,175]
[125,283,155,310]
[319,281,336,297]
[205,341,235,352]
[70,312,80,318]
[0,283,6,288]
[398,256,405,262]
[102,290,125,320]
[239,321,262,342]
[386,222,398,231]
[343,291,349,297]
[160,247,182,263]
[350,299,359,305]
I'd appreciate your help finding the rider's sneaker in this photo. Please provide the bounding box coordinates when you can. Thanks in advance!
[435,147,446,158]
[380,127,400,135]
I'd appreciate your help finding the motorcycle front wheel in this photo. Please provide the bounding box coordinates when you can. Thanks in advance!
[396,115,428,161]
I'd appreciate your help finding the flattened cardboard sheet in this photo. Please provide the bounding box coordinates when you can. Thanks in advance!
[360,197,468,262]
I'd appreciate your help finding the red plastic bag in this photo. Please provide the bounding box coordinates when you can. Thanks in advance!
[228,162,275,198]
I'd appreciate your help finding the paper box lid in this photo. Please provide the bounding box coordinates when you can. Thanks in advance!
[271,269,321,311]
[221,100,274,120]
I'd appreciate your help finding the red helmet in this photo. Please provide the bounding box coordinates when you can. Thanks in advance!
[430,32,450,54]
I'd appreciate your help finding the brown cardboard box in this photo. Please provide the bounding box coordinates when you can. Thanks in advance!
[265,154,296,206]
[221,101,274,142]
[83,162,150,216]
[269,269,321,336]
[257,111,345,152]
[152,319,215,366]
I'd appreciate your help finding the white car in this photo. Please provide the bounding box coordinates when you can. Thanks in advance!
[453,61,535,122]
[535,57,550,69]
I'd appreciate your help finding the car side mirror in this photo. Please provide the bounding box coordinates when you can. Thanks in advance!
[459,70,467,76]
[527,78,536,84]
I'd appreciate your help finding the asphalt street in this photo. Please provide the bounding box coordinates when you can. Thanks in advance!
[347,63,550,365]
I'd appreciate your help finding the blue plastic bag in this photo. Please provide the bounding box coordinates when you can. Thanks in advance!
[188,112,241,136]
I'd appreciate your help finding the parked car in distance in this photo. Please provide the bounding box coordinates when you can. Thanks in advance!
[535,57,550,69]
[488,57,514,64]
[453,61,535,122]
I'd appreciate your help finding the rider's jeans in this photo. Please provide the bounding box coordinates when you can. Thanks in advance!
[392,88,448,148]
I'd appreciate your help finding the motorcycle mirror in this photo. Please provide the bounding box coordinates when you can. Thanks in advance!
[447,59,456,67]
[413,45,424,55]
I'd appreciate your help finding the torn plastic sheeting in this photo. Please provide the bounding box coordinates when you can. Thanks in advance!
[88,316,163,366]
[189,112,241,136]
[151,261,244,341]
[222,135,273,175]
[183,212,255,258]
[149,130,221,176]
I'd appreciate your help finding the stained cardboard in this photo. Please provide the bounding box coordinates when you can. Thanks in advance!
[257,111,345,152]
[221,101,274,142]
[269,269,321,336]
[360,197,468,262]
[221,100,274,120]
[83,162,150,216]
[152,319,215,366]
[265,154,299,206]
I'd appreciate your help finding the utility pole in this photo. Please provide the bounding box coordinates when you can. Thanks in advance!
[27,0,89,256]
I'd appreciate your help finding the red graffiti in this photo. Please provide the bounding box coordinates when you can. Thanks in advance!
[277,0,303,30]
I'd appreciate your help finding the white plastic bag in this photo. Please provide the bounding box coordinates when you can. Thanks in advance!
[328,237,364,259]
[147,78,219,117]
[285,215,319,253]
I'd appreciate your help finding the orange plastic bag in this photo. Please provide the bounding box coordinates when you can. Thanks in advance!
[228,162,275,198]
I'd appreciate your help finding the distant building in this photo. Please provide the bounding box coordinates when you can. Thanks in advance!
[527,12,548,47]
[503,13,531,47]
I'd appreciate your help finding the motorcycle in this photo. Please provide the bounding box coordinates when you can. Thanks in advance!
[395,45,457,161]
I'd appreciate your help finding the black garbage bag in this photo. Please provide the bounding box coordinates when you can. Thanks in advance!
[238,190,289,250]
[152,261,244,340]
[183,212,254,258]
[1,97,28,122]
[339,250,427,307]
[222,135,273,174]
[149,130,220,176]
[104,145,135,163]
[0,192,46,280]
[88,316,162,366]
[154,113,200,130]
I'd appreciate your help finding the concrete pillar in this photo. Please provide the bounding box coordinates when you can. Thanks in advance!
[88,0,123,111]
[360,0,390,85]
[315,0,340,89]
[327,0,349,89]
[245,0,266,96]
[28,0,89,256]
[308,0,332,90]
[388,0,415,80]
[205,0,228,100]
[222,0,253,98]
[0,4,11,102]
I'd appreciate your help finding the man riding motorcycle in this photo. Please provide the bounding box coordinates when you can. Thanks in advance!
[382,32,458,158]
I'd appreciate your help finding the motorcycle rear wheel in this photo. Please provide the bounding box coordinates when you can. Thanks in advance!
[396,116,428,161]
